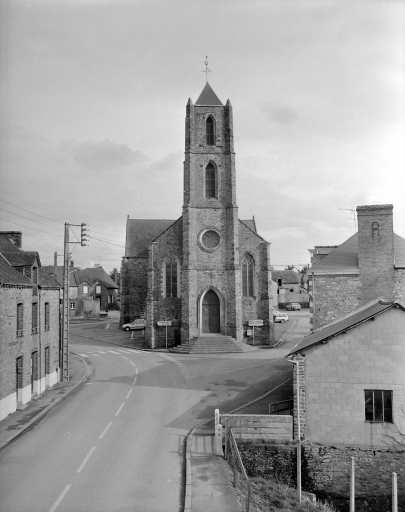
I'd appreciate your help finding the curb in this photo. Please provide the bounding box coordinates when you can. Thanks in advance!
[0,353,92,453]
[71,332,171,353]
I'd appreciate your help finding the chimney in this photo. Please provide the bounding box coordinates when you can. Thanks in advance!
[0,231,22,248]
[356,204,395,303]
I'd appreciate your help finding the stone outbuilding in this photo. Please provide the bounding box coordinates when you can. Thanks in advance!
[120,83,274,348]
[307,204,405,331]
[286,298,405,447]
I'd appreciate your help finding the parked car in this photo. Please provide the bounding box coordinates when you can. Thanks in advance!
[122,319,146,331]
[285,303,301,311]
[273,312,289,323]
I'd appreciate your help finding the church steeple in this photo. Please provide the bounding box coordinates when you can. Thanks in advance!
[195,83,223,106]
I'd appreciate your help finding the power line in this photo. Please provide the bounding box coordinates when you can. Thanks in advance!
[0,198,64,225]
[0,188,70,222]
[1,208,61,232]
[0,219,61,238]
[88,235,125,249]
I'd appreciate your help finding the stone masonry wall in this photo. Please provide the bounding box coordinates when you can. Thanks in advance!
[120,257,148,325]
[301,308,405,446]
[221,414,292,441]
[310,274,360,330]
[237,439,405,511]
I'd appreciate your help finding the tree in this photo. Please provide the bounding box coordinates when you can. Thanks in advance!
[285,265,296,271]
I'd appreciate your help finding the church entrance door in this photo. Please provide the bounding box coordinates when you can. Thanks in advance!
[202,290,220,333]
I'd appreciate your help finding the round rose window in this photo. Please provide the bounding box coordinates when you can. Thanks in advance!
[201,230,220,250]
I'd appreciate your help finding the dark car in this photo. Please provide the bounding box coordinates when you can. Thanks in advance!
[285,303,301,311]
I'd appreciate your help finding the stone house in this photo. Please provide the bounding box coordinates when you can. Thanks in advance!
[307,204,405,331]
[272,269,309,307]
[121,82,274,348]
[0,232,60,421]
[286,299,405,447]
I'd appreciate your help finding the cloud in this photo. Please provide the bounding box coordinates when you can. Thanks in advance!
[71,140,145,170]
[261,104,300,126]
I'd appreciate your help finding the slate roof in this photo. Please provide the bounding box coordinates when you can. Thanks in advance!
[2,251,41,267]
[72,267,118,289]
[241,219,257,233]
[287,299,405,356]
[42,266,78,286]
[0,255,32,286]
[272,270,300,284]
[38,268,61,288]
[308,232,405,274]
[125,219,176,257]
[195,83,223,106]
[0,236,22,253]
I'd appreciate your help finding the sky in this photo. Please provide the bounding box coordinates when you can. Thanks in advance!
[1,0,404,273]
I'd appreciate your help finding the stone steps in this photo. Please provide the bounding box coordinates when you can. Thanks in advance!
[170,335,256,354]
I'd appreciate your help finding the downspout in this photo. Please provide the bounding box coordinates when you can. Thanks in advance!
[288,358,301,503]
[38,286,42,395]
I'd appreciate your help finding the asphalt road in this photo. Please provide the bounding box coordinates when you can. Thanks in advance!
[0,310,309,512]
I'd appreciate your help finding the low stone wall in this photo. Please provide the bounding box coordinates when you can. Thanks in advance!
[221,414,293,441]
[236,439,405,511]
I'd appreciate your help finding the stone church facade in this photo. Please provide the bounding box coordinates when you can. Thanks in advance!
[120,83,274,348]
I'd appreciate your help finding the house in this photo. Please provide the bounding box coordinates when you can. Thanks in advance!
[307,204,405,331]
[43,264,119,317]
[272,270,309,307]
[286,299,405,447]
[120,82,275,348]
[0,232,61,421]
[308,245,339,266]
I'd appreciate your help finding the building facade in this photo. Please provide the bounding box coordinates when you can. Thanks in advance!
[121,83,274,347]
[0,232,60,421]
[308,204,405,331]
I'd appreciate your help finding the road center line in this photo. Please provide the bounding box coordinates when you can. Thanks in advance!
[126,388,133,399]
[132,376,137,386]
[99,422,112,439]
[49,484,71,512]
[135,367,138,374]
[129,361,136,367]
[115,403,125,416]
[120,355,128,360]
[77,446,96,473]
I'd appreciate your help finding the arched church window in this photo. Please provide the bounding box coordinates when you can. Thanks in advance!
[242,254,254,297]
[165,254,178,298]
[206,117,214,145]
[205,162,216,199]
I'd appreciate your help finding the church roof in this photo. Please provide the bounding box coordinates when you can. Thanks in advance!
[195,83,223,106]
[125,219,176,258]
[241,219,256,233]
[308,232,405,274]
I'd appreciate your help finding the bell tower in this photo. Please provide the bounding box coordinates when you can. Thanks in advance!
[181,82,243,342]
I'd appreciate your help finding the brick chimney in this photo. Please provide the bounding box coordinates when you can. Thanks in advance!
[356,204,395,303]
[0,231,22,248]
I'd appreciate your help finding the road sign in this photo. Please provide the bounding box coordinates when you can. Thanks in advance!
[157,321,172,326]
[249,320,263,326]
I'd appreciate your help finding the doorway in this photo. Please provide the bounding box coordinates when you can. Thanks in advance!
[202,290,220,333]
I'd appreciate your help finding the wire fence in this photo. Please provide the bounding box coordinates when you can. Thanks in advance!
[224,418,251,512]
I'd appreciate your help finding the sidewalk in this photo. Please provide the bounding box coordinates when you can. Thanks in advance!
[185,431,242,512]
[0,353,91,452]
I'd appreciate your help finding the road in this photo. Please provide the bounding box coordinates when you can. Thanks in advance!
[0,310,309,512]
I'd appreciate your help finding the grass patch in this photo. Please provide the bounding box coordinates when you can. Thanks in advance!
[234,476,336,512]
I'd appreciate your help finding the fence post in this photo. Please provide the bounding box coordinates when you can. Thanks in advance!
[350,457,355,512]
[392,472,397,512]
[225,417,229,460]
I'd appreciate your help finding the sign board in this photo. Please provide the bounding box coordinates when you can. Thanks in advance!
[249,320,263,327]
[157,320,172,326]
[246,330,252,336]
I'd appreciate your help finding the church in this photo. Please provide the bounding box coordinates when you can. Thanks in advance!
[120,82,275,349]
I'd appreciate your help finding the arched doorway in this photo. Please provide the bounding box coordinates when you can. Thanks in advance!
[202,290,220,333]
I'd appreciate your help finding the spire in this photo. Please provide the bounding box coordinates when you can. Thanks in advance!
[195,83,223,106]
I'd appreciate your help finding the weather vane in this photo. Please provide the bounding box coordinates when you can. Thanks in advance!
[201,56,212,83]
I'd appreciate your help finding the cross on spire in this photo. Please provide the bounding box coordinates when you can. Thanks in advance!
[201,56,212,83]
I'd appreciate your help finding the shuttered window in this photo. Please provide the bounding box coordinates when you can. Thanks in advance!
[45,302,50,330]
[32,303,38,333]
[206,117,214,145]
[17,303,24,336]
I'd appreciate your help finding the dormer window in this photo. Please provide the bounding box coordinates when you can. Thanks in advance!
[277,277,283,287]
[32,267,38,284]
[206,117,214,145]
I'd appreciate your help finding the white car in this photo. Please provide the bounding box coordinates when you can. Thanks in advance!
[122,319,146,331]
[273,312,289,323]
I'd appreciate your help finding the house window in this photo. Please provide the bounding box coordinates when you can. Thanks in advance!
[83,285,88,294]
[365,390,393,422]
[277,277,283,287]
[17,303,24,336]
[165,255,178,298]
[242,254,254,297]
[32,303,38,333]
[206,116,214,145]
[96,285,101,294]
[70,302,75,310]
[205,162,216,198]
[44,302,50,330]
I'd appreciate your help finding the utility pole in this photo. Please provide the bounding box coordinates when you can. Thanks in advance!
[61,222,88,381]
